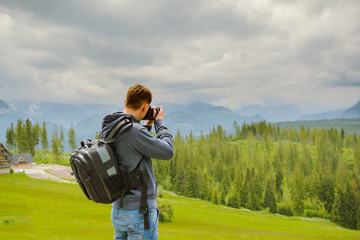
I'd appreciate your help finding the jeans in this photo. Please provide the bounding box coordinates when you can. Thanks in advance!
[111,207,159,240]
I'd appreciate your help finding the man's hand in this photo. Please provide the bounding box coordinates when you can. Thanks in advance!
[143,106,164,126]
[155,106,164,121]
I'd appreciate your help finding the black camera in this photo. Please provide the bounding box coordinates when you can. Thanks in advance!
[143,106,160,120]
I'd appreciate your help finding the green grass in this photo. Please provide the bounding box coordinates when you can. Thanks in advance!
[1,174,360,239]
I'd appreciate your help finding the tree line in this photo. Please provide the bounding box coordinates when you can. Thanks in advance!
[153,121,360,230]
[5,119,77,160]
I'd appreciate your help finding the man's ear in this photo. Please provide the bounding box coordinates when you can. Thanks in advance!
[142,103,149,112]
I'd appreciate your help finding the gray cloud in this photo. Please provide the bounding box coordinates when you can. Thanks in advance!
[0,0,359,112]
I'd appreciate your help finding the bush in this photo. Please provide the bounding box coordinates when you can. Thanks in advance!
[304,209,320,218]
[158,185,164,198]
[158,201,174,223]
[278,202,294,216]
[9,168,14,174]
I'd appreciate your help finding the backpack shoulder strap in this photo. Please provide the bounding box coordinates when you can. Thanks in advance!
[104,117,133,143]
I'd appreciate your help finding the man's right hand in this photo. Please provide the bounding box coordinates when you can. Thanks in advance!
[155,106,164,120]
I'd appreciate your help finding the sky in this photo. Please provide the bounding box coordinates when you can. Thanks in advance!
[0,0,359,114]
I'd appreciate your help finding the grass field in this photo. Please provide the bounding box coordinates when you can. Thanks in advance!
[1,173,360,240]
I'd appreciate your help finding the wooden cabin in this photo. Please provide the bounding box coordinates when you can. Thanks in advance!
[12,153,34,168]
[0,143,14,174]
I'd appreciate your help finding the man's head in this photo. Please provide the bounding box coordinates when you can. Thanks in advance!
[124,84,152,120]
[125,84,152,110]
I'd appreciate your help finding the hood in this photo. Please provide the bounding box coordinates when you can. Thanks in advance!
[100,112,139,140]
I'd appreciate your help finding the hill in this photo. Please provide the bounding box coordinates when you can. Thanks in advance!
[340,100,360,119]
[299,100,360,120]
[1,173,359,240]
[298,109,346,121]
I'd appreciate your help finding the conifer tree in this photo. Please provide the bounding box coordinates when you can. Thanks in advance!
[59,127,65,153]
[211,187,220,205]
[6,123,15,150]
[51,126,60,159]
[248,168,262,211]
[24,119,34,155]
[332,185,346,226]
[41,122,49,151]
[33,123,41,152]
[290,164,306,215]
[263,178,277,213]
[240,168,251,207]
[68,124,77,151]
[15,119,25,153]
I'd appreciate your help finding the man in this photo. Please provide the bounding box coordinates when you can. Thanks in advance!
[100,84,174,239]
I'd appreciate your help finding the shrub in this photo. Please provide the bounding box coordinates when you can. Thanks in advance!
[9,168,14,174]
[278,202,294,216]
[158,185,164,198]
[304,209,320,218]
[158,201,174,223]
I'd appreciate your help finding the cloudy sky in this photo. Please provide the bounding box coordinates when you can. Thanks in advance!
[0,0,359,113]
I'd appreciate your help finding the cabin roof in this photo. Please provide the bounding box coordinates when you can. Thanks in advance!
[12,153,34,165]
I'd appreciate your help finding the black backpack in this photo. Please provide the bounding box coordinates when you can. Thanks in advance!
[69,117,150,229]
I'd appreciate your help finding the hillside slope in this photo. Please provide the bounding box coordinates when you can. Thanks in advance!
[0,173,359,240]
[340,100,360,119]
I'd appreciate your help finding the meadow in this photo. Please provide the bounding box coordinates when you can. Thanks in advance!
[1,173,360,240]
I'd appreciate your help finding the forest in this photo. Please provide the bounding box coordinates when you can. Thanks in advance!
[5,119,360,230]
[153,121,360,230]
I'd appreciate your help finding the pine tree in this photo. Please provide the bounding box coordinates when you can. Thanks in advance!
[15,119,25,152]
[263,178,277,213]
[248,168,262,211]
[317,171,335,213]
[227,189,240,208]
[33,123,41,153]
[59,127,65,153]
[68,124,77,151]
[275,168,283,201]
[240,168,250,207]
[212,187,220,205]
[41,122,49,151]
[6,123,15,150]
[24,119,34,155]
[51,126,60,159]
[332,185,345,225]
[290,164,306,215]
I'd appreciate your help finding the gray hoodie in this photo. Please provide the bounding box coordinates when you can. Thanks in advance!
[101,112,173,210]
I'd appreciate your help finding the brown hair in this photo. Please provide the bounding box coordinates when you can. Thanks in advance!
[125,84,152,109]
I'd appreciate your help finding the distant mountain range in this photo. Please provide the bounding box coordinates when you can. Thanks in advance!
[299,101,360,120]
[0,99,359,150]
[235,104,304,122]
[0,100,262,150]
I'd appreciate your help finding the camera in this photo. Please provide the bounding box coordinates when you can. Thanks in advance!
[143,106,160,120]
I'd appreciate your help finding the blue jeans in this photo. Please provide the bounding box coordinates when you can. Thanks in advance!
[111,208,159,240]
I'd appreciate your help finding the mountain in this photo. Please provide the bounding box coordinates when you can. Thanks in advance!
[339,100,360,119]
[164,103,263,135]
[298,109,346,121]
[0,99,11,114]
[74,102,264,140]
[0,99,10,109]
[0,100,263,150]
[7,100,120,128]
[2,98,359,150]
[235,104,304,122]
[298,100,360,120]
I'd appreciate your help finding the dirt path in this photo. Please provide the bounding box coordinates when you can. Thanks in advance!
[13,164,75,184]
